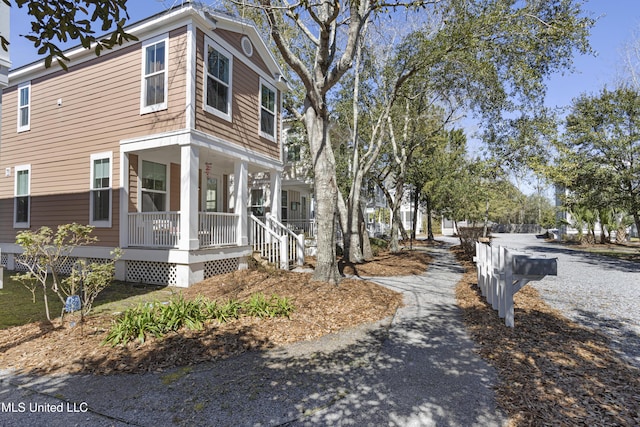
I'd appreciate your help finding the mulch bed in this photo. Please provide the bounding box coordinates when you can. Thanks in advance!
[0,249,432,376]
[453,246,640,426]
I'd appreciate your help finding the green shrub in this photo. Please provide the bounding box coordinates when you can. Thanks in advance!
[458,227,488,255]
[243,293,295,319]
[104,303,164,346]
[104,293,294,346]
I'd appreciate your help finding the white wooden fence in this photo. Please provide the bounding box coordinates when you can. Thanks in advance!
[474,241,557,327]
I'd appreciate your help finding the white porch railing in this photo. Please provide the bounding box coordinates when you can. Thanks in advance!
[284,219,317,238]
[128,212,239,248]
[128,212,181,248]
[250,213,304,269]
[199,212,238,247]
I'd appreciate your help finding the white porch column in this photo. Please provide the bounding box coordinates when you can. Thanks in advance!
[270,170,282,221]
[234,160,248,246]
[119,152,130,248]
[179,144,199,250]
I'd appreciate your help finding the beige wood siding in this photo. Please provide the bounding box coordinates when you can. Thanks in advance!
[195,28,280,160]
[216,29,272,77]
[0,28,187,245]
[128,154,139,213]
[170,162,181,211]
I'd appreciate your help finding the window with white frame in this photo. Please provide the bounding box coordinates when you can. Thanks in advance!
[260,80,276,140]
[141,160,167,212]
[141,35,168,114]
[250,188,264,217]
[90,152,112,226]
[205,175,219,212]
[204,38,232,121]
[17,81,31,132]
[281,190,288,221]
[14,165,30,227]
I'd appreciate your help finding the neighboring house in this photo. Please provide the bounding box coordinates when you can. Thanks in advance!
[370,177,425,238]
[249,123,315,236]
[0,5,289,287]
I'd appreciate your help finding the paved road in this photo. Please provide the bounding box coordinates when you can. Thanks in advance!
[491,233,640,370]
[0,242,507,426]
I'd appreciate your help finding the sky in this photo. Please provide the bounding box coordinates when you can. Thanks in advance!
[8,0,640,109]
[6,0,640,195]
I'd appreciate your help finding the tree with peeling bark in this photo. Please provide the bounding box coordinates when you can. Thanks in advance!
[333,20,425,263]
[237,0,593,282]
[244,0,423,283]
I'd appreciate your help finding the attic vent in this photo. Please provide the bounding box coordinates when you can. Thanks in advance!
[241,36,253,57]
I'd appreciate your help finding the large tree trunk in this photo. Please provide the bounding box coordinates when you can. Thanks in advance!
[411,187,419,241]
[339,185,365,264]
[426,194,434,241]
[360,206,374,260]
[305,103,341,284]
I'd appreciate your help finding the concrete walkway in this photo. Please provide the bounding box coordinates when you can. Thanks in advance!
[0,242,507,426]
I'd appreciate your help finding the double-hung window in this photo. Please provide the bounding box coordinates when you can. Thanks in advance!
[14,165,30,227]
[204,38,232,121]
[250,189,264,217]
[90,152,112,226]
[141,35,168,114]
[259,80,277,141]
[17,81,31,132]
[141,160,167,212]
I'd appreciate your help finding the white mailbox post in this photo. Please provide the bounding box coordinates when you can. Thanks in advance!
[474,242,557,327]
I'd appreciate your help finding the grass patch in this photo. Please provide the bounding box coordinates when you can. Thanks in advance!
[0,272,63,328]
[0,269,172,330]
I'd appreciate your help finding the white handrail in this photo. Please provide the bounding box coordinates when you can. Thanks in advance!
[265,213,305,266]
[249,214,304,269]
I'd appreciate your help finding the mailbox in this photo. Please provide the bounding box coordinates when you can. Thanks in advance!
[512,256,557,276]
[475,242,559,328]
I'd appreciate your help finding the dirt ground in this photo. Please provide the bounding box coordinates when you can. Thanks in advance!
[0,247,430,376]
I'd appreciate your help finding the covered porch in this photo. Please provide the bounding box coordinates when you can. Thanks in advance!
[118,130,286,286]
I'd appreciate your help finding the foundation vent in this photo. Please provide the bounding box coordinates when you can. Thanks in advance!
[204,258,239,278]
[126,261,178,286]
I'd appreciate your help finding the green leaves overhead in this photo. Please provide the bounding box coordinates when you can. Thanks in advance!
[4,0,137,69]
[554,86,640,234]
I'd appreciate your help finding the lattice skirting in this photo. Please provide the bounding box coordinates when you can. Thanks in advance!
[204,258,240,278]
[1,252,7,267]
[126,260,178,286]
[9,255,113,274]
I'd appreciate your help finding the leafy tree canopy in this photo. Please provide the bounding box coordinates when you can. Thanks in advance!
[1,0,136,69]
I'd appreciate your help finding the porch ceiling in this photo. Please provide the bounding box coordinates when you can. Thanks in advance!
[130,146,271,175]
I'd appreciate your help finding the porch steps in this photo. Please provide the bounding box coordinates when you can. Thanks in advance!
[251,250,297,270]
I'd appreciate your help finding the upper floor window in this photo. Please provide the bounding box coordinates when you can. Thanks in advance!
[90,152,112,227]
[14,164,30,228]
[17,81,31,132]
[204,38,232,121]
[141,35,168,114]
[141,160,167,212]
[287,144,301,162]
[259,80,277,141]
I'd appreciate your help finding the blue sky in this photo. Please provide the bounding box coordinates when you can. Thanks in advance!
[8,0,640,110]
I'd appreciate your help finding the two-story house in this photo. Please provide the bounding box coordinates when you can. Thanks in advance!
[0,4,289,287]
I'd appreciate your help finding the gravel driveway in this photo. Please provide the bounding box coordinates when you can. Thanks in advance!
[490,233,640,370]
